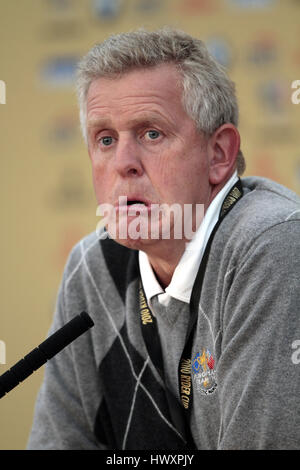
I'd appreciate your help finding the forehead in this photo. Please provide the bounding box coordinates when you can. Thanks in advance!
[86,63,185,121]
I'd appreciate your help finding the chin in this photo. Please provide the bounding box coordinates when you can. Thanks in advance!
[111,235,156,252]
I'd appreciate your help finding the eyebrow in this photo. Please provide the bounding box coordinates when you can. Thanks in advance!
[87,113,173,133]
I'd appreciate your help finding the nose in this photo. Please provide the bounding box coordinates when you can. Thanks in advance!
[114,135,143,178]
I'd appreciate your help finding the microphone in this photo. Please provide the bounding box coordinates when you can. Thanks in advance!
[0,312,94,399]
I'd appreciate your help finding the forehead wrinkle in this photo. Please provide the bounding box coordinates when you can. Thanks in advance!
[88,92,175,113]
[86,63,184,111]
[87,106,177,132]
[88,82,177,104]
[86,72,187,133]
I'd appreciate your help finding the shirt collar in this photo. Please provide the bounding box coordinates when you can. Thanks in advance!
[139,171,238,306]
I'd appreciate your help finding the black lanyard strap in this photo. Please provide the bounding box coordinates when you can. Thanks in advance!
[139,281,196,448]
[179,179,243,413]
[139,178,243,446]
[138,283,164,376]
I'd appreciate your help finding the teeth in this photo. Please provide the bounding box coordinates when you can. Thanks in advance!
[127,201,145,205]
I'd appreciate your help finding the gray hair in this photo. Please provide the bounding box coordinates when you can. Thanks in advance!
[76,27,245,175]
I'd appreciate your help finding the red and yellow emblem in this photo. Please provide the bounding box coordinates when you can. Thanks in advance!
[192,348,217,395]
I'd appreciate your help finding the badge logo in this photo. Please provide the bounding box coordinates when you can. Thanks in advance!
[192,348,217,395]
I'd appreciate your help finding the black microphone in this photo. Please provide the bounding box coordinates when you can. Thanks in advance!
[0,311,94,399]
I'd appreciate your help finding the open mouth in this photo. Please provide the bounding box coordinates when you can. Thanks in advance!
[126,200,149,214]
[126,200,148,206]
[114,196,151,213]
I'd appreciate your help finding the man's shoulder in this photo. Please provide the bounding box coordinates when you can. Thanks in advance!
[63,230,138,296]
[218,176,300,255]
[241,176,300,208]
[237,176,300,230]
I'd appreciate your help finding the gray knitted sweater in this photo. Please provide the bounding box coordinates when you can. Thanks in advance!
[27,177,300,450]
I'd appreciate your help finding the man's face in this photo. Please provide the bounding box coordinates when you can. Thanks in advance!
[86,63,212,250]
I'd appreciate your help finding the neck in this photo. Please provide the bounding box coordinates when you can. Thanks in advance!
[142,180,230,288]
[148,242,184,289]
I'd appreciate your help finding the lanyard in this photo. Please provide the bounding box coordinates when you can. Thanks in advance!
[139,179,243,448]
[139,281,196,448]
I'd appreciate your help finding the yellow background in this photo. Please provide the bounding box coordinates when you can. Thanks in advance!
[0,0,299,449]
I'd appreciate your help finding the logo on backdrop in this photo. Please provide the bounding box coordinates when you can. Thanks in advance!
[91,0,124,20]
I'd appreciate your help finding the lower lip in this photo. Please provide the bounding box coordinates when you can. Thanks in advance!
[116,203,150,215]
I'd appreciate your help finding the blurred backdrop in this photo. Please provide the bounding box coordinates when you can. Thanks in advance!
[0,0,299,450]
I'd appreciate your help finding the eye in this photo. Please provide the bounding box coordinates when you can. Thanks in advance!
[145,130,161,140]
[99,136,114,146]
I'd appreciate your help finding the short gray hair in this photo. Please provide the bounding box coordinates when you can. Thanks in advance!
[76,27,245,175]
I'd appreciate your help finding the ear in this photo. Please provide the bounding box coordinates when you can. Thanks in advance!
[207,124,240,185]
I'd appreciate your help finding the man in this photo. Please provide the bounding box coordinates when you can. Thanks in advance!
[27,28,300,450]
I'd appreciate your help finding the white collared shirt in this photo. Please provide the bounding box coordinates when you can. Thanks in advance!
[139,171,238,309]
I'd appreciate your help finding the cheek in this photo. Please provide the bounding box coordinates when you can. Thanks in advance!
[92,175,102,205]
[154,150,209,204]
[151,162,188,204]
[155,147,198,185]
[151,158,177,194]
